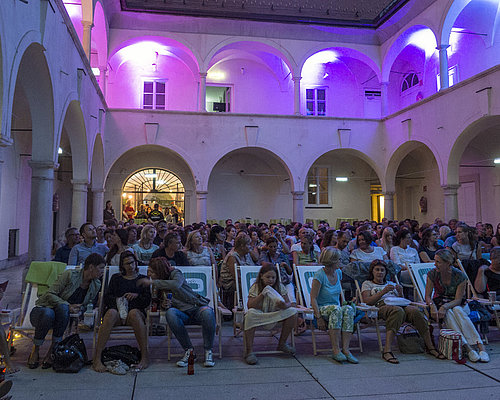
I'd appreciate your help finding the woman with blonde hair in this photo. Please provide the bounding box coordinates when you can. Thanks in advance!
[132,224,159,265]
[184,230,215,266]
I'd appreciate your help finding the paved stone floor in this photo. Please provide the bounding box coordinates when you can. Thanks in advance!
[0,264,499,400]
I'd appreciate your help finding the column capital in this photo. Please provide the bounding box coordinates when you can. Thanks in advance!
[436,44,450,51]
[81,20,94,29]
[29,160,59,171]
[91,187,105,194]
[0,134,13,147]
[292,76,302,82]
[292,191,305,199]
[196,190,208,199]
[199,72,208,78]
[383,191,395,197]
[441,184,460,194]
[71,179,89,192]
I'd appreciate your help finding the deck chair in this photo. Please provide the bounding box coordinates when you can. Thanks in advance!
[407,263,435,304]
[9,261,67,348]
[294,265,363,355]
[165,265,224,360]
[92,265,149,358]
[235,265,295,356]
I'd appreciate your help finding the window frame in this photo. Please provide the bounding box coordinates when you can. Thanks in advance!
[141,79,168,110]
[401,72,420,94]
[306,165,331,207]
[436,65,459,91]
[305,86,328,116]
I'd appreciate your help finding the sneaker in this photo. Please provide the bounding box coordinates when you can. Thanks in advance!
[177,348,196,367]
[204,350,215,367]
[245,353,258,365]
[468,349,480,362]
[331,352,347,363]
[344,352,359,364]
[479,351,490,363]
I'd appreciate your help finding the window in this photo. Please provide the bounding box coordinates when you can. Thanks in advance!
[143,80,166,110]
[307,166,329,205]
[206,85,231,112]
[306,88,326,116]
[401,73,419,92]
[436,65,458,90]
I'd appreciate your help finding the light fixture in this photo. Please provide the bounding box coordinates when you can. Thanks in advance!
[336,177,348,182]
[156,179,165,184]
[91,67,100,76]
[207,71,225,80]
[58,147,63,154]
[128,195,133,199]
[122,193,127,198]
[308,183,317,187]
[494,158,500,164]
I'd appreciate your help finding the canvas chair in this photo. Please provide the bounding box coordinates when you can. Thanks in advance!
[92,265,149,358]
[294,264,363,355]
[9,261,67,348]
[165,265,224,360]
[235,265,295,356]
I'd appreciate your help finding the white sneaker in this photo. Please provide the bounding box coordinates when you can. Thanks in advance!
[176,348,195,367]
[204,350,215,367]
[479,351,490,363]
[468,349,480,362]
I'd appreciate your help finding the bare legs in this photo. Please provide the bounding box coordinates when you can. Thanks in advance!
[328,329,352,356]
[244,314,297,357]
[93,309,120,372]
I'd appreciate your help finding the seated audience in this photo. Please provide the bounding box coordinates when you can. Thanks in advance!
[68,223,108,265]
[93,251,151,372]
[243,263,297,365]
[321,229,338,249]
[106,229,134,266]
[153,220,168,246]
[425,249,489,362]
[474,247,500,299]
[0,287,19,374]
[139,257,216,367]
[207,225,226,279]
[376,227,394,257]
[151,233,189,266]
[184,230,215,266]
[491,223,500,247]
[451,223,481,261]
[350,231,388,263]
[418,228,443,262]
[29,253,105,369]
[224,224,237,252]
[53,227,81,264]
[310,248,358,364]
[292,232,320,265]
[132,224,159,265]
[361,259,444,364]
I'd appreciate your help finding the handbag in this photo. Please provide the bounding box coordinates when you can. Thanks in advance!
[102,345,141,366]
[438,329,465,363]
[52,334,88,373]
[396,324,425,354]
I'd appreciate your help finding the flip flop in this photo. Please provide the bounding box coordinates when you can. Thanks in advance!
[427,348,446,360]
[382,351,399,364]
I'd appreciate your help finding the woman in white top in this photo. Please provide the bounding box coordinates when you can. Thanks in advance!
[350,231,388,263]
[390,229,419,285]
[184,230,215,266]
[132,224,159,265]
[451,223,481,261]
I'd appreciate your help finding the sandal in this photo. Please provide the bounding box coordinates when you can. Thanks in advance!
[382,351,399,364]
[427,348,446,360]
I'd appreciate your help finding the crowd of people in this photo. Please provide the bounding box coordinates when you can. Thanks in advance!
[29,207,500,370]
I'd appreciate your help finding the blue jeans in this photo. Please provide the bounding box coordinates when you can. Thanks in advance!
[165,306,216,351]
[30,304,69,346]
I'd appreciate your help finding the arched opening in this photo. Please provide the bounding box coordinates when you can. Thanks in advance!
[449,117,500,224]
[122,168,185,222]
[207,147,293,223]
[391,145,442,220]
[301,48,381,118]
[206,41,294,114]
[384,26,438,114]
[304,150,381,226]
[107,36,199,110]
[105,145,196,224]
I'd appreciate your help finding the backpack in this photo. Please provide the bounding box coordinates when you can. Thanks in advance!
[52,334,88,373]
[101,344,141,366]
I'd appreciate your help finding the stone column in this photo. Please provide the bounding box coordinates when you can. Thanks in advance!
[29,160,58,261]
[437,44,450,90]
[292,191,304,223]
[98,66,107,98]
[199,72,207,112]
[292,76,302,115]
[381,82,389,117]
[383,191,395,221]
[196,191,208,223]
[0,135,13,201]
[92,188,105,227]
[81,20,93,60]
[71,179,88,228]
[442,184,460,222]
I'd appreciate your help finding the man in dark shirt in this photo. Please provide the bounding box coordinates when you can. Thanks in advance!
[148,203,164,223]
[153,220,168,246]
[53,227,81,264]
[151,233,189,266]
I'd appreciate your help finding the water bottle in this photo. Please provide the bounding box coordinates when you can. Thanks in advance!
[84,303,94,328]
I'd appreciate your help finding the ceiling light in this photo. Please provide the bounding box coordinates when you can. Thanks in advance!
[58,147,63,154]
[336,177,348,182]
[494,158,500,164]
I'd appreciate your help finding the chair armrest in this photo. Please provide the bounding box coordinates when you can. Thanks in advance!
[218,305,232,316]
[410,301,427,308]
[357,303,379,312]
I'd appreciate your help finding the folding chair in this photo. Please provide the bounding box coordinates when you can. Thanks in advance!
[92,265,149,358]
[235,265,295,356]
[294,264,363,355]
[166,265,224,360]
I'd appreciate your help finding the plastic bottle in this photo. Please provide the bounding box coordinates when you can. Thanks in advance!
[187,350,194,375]
[0,355,6,383]
[84,303,94,328]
